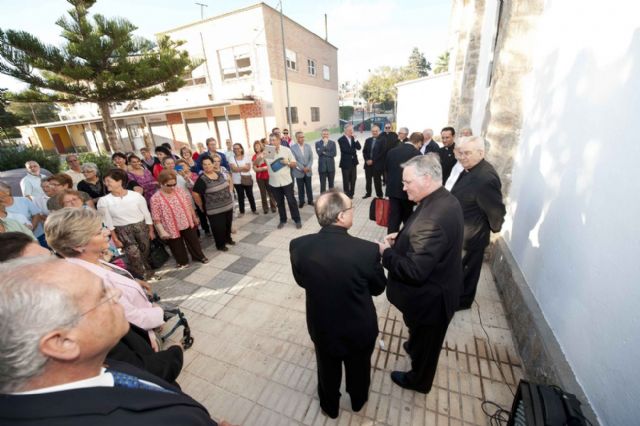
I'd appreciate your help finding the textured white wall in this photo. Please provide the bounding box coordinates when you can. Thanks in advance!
[396,73,453,134]
[502,1,640,424]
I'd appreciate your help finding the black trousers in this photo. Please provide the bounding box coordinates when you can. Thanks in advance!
[459,247,486,308]
[387,197,415,234]
[364,166,383,197]
[341,166,357,197]
[315,342,375,418]
[165,227,206,266]
[207,210,233,249]
[404,318,451,392]
[234,183,257,213]
[195,205,210,234]
[319,171,335,193]
[296,175,314,204]
[269,183,301,224]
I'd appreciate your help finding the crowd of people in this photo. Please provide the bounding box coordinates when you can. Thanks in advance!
[0,122,506,424]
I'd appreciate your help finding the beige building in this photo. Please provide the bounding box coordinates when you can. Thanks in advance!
[19,2,339,154]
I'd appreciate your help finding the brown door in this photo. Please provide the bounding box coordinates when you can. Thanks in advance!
[52,133,65,153]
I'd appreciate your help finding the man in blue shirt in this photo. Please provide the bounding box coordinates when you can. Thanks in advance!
[0,181,46,247]
[195,137,229,173]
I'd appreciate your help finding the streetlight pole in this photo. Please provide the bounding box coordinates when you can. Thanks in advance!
[195,2,208,20]
[279,0,292,128]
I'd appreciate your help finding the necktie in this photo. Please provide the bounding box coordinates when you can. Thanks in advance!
[372,138,377,151]
[107,369,173,393]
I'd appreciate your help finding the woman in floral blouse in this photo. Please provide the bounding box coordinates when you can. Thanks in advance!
[150,170,207,268]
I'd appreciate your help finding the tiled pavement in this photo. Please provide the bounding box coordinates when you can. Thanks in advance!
[154,141,523,425]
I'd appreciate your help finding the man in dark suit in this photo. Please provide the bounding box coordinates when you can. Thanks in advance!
[438,126,457,183]
[338,124,361,198]
[450,136,505,309]
[362,125,384,198]
[290,189,387,418]
[420,129,439,154]
[378,124,398,185]
[385,131,422,234]
[315,128,337,193]
[0,258,229,426]
[379,154,464,394]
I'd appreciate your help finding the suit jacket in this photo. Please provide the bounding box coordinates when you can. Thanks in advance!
[380,131,399,154]
[290,226,387,356]
[439,143,457,183]
[290,143,314,178]
[421,139,439,155]
[450,159,506,251]
[385,143,420,199]
[363,136,385,169]
[338,135,362,169]
[315,139,337,173]
[0,359,217,426]
[383,187,464,326]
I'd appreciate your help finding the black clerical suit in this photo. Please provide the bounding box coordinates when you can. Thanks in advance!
[338,135,361,198]
[421,139,439,155]
[385,142,420,233]
[450,159,505,308]
[0,359,218,426]
[363,136,383,197]
[290,225,387,417]
[378,131,398,184]
[383,187,464,392]
[439,143,457,183]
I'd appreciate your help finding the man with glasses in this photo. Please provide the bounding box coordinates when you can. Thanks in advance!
[64,154,84,189]
[290,189,386,419]
[450,136,505,310]
[271,127,290,147]
[0,257,229,425]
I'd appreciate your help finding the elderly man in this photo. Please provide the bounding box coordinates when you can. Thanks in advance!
[385,132,422,234]
[196,137,229,172]
[315,128,337,193]
[19,160,46,200]
[271,127,290,147]
[266,132,302,229]
[450,136,506,309]
[290,189,386,418]
[379,154,464,394]
[0,257,229,425]
[337,124,362,199]
[64,154,84,189]
[362,125,384,198]
[438,126,457,183]
[291,131,314,208]
[420,129,439,155]
[0,180,46,246]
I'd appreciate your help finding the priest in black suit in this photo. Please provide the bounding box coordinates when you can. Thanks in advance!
[420,129,440,154]
[290,189,387,418]
[379,124,398,184]
[337,124,361,198]
[379,154,464,394]
[438,126,457,183]
[0,258,227,426]
[362,125,384,198]
[385,132,422,233]
[450,136,505,309]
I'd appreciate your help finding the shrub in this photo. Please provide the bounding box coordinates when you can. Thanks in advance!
[59,152,113,177]
[0,144,61,173]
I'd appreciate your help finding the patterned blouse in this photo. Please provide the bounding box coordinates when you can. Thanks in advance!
[193,172,233,216]
[149,187,195,239]
[128,168,157,205]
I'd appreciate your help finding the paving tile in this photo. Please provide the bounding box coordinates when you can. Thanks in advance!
[224,256,260,275]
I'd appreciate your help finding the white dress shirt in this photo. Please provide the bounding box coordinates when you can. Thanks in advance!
[445,161,465,191]
[19,173,45,198]
[97,191,153,230]
[266,146,295,187]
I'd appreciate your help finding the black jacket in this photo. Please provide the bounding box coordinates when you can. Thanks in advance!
[383,187,464,326]
[439,143,457,183]
[380,131,399,153]
[338,135,361,168]
[363,136,384,169]
[0,359,217,426]
[290,226,387,356]
[422,139,440,154]
[385,143,420,199]
[450,159,505,251]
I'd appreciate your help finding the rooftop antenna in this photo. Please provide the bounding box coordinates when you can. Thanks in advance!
[195,2,208,20]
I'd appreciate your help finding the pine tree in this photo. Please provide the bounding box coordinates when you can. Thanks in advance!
[0,0,197,152]
[0,88,21,139]
[407,47,431,78]
[434,51,450,74]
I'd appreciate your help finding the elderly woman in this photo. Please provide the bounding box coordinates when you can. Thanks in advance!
[150,170,207,268]
[97,168,155,280]
[56,189,92,209]
[192,155,235,251]
[230,143,258,215]
[179,146,197,170]
[252,140,277,214]
[44,207,164,350]
[127,153,158,204]
[77,162,107,203]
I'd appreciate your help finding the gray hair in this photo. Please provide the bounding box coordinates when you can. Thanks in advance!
[315,189,350,227]
[80,162,99,173]
[24,160,39,168]
[401,153,443,183]
[321,128,329,133]
[295,131,304,138]
[423,128,433,138]
[0,181,11,195]
[343,124,353,132]
[459,135,485,152]
[0,256,81,393]
[45,208,104,258]
[371,124,380,131]
[398,127,409,134]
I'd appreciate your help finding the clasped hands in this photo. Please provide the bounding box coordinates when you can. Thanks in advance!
[377,232,398,255]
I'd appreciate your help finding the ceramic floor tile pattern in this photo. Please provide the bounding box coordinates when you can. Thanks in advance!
[155,190,524,426]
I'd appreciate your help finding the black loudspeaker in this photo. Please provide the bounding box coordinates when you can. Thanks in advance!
[507,380,588,426]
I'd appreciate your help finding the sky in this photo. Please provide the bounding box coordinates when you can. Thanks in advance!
[0,0,452,91]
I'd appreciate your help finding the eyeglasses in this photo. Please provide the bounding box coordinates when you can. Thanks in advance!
[283,132,289,135]
[458,150,480,157]
[80,278,119,317]
[340,206,354,213]
[384,127,391,130]
[163,183,177,187]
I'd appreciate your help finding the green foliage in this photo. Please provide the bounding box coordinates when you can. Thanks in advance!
[6,102,59,125]
[0,145,61,173]
[75,152,113,177]
[0,88,21,138]
[407,47,431,78]
[434,51,450,74]
[339,106,354,120]
[360,66,408,106]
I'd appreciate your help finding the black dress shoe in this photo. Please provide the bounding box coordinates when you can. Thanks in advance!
[308,201,314,206]
[363,194,371,199]
[298,202,304,208]
[320,403,339,419]
[218,246,229,252]
[226,240,236,245]
[390,371,429,394]
[402,341,409,354]
[277,222,285,229]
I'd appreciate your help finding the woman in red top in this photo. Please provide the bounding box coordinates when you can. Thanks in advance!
[150,170,207,268]
[252,140,277,214]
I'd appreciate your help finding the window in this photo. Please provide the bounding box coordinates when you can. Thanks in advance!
[217,45,253,81]
[286,49,297,71]
[182,74,207,86]
[310,107,320,122]
[323,64,331,81]
[285,106,299,124]
[307,59,316,76]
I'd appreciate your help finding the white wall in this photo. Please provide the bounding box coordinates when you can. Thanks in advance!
[396,73,453,133]
[502,1,640,424]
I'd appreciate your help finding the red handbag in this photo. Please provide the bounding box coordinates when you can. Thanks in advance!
[375,198,390,227]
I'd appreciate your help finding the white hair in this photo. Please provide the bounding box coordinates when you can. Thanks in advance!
[459,135,485,152]
[401,153,442,183]
[0,257,81,393]
[80,162,99,173]
[344,124,353,132]
[398,127,409,134]
[422,128,433,137]
[0,181,11,195]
